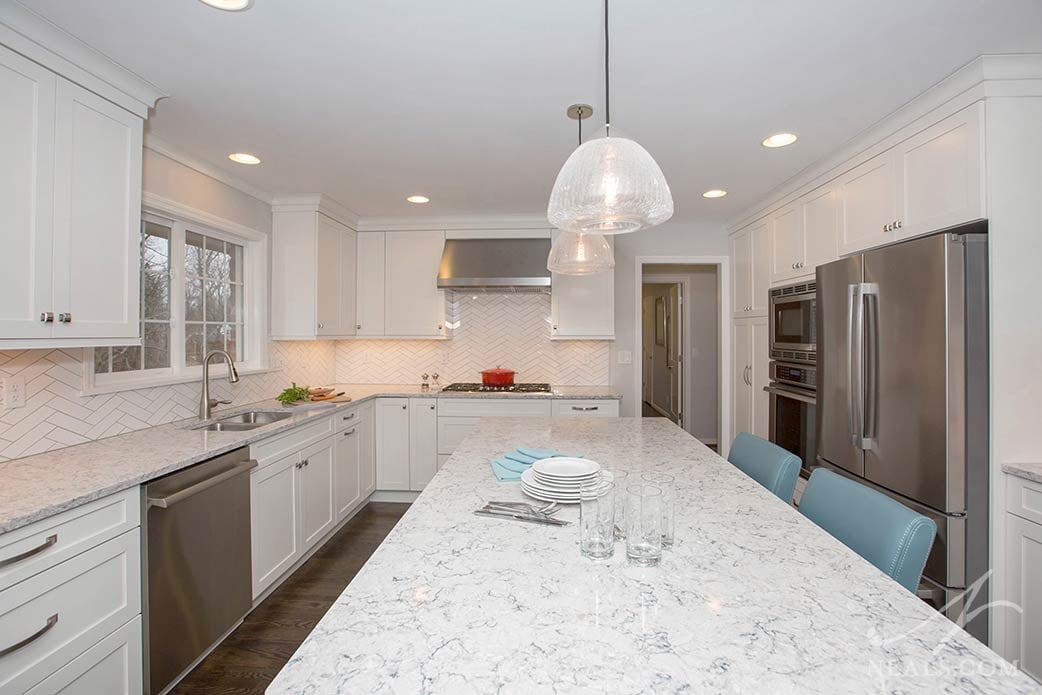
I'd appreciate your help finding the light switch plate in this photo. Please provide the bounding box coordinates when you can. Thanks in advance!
[617,350,632,365]
[3,376,26,408]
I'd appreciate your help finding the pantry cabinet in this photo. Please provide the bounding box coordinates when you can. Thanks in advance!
[0,43,143,346]
[550,230,615,339]
[731,219,769,317]
[384,231,447,337]
[731,317,769,440]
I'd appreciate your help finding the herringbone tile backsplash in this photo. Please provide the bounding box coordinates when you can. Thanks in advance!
[336,294,611,386]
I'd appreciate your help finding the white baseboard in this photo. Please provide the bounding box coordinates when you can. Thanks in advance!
[369,490,420,503]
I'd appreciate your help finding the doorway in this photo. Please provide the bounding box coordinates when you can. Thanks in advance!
[639,262,722,450]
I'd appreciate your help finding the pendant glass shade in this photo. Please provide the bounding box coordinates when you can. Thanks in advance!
[547,231,615,275]
[547,135,674,235]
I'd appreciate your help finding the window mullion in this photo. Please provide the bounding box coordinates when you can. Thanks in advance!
[169,223,187,376]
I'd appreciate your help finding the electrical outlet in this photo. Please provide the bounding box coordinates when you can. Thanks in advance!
[617,350,632,365]
[3,376,26,408]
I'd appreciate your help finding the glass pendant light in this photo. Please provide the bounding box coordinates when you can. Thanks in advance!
[547,230,615,275]
[547,0,673,235]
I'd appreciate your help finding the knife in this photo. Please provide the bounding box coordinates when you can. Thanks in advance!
[473,509,570,526]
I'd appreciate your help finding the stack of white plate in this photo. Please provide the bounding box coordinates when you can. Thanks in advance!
[520,457,611,504]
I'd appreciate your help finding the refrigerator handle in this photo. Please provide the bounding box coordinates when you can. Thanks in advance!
[847,284,860,447]
[864,287,880,448]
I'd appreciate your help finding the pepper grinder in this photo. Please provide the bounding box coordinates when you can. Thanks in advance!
[431,373,441,390]
[420,373,430,392]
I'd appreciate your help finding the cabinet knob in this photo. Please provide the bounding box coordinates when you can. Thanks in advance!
[40,312,54,323]
[356,324,362,330]
[317,322,324,329]
[896,220,903,229]
[57,313,72,323]
[402,405,407,410]
[429,404,435,410]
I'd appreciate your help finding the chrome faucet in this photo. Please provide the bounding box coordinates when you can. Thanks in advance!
[200,350,240,420]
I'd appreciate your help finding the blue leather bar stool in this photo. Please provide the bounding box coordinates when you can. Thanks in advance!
[799,468,936,593]
[727,432,801,503]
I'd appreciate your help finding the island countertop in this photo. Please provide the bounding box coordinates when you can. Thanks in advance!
[267,417,1039,694]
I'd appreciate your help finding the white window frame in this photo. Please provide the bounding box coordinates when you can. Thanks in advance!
[82,193,271,395]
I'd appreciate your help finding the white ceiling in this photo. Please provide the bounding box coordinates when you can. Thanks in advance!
[20,0,1042,223]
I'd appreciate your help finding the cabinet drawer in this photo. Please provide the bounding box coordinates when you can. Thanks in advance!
[1007,474,1042,527]
[250,415,334,467]
[437,399,551,418]
[25,616,141,695]
[333,405,367,433]
[0,530,140,695]
[437,416,480,455]
[0,489,138,593]
[552,400,619,417]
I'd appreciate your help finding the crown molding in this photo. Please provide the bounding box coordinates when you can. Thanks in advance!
[356,213,550,232]
[145,135,274,206]
[0,2,165,118]
[726,53,1042,232]
[142,191,267,242]
[271,194,360,230]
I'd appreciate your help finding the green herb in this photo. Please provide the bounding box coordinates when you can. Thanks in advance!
[276,383,311,405]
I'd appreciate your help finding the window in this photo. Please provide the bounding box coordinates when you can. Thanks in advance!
[91,207,265,390]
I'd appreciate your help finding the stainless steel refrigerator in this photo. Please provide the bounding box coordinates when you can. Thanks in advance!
[815,221,989,642]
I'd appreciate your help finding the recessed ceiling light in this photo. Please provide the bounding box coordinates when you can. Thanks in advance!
[762,132,798,148]
[703,189,728,199]
[228,152,261,165]
[199,0,253,10]
[407,195,430,204]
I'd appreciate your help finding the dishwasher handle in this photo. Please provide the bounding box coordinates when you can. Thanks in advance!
[148,459,258,509]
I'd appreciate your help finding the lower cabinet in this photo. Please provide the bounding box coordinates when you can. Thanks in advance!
[375,398,411,490]
[409,398,439,491]
[334,425,362,521]
[1005,475,1042,682]
[298,437,335,548]
[552,399,620,417]
[250,452,301,598]
[731,317,769,440]
[25,616,142,695]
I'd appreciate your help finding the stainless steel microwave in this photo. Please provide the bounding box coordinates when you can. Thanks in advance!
[769,281,816,362]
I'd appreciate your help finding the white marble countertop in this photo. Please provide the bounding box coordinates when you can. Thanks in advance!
[268,417,1040,695]
[1004,462,1042,485]
[0,384,619,535]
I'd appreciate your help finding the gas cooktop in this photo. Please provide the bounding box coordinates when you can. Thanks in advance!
[441,382,552,393]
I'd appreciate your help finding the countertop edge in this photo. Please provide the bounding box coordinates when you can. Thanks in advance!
[1003,462,1042,485]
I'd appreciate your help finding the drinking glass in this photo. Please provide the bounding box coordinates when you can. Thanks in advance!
[580,480,615,560]
[611,470,628,540]
[626,484,663,567]
[641,472,675,547]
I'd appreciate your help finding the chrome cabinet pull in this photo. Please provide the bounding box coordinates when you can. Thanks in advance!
[39,312,54,323]
[343,412,356,421]
[57,313,72,323]
[0,614,58,657]
[571,406,599,411]
[0,534,57,568]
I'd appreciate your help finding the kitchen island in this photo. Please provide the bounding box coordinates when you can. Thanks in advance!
[268,417,1039,694]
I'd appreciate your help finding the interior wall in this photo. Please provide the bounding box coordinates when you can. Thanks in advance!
[641,284,674,416]
[612,221,729,417]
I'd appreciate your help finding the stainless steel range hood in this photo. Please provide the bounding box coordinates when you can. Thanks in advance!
[437,238,552,291]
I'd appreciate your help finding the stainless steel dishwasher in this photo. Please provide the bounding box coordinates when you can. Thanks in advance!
[143,447,257,695]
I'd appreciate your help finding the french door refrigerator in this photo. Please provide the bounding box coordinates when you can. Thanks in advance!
[815,220,989,642]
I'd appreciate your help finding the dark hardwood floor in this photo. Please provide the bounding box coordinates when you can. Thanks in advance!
[170,502,409,695]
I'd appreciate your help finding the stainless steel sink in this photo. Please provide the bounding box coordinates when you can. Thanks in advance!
[193,410,293,432]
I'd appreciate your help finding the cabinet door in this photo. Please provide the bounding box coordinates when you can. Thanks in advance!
[359,408,377,497]
[0,46,55,340]
[384,231,445,337]
[355,232,385,335]
[333,425,362,520]
[25,615,142,695]
[375,399,410,490]
[315,216,342,337]
[409,399,439,491]
[52,79,142,339]
[802,186,839,271]
[250,453,301,598]
[896,104,983,240]
[837,151,897,256]
[751,317,770,440]
[730,229,752,316]
[1006,514,1042,682]
[340,224,357,336]
[750,220,770,314]
[299,437,335,548]
[731,320,752,436]
[550,231,615,338]
[770,204,805,283]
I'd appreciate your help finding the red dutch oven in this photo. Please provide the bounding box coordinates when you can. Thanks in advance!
[480,367,516,387]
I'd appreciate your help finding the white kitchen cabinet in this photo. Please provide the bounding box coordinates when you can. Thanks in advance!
[333,421,362,521]
[359,406,377,498]
[837,151,899,256]
[552,400,620,417]
[895,103,984,241]
[0,43,143,346]
[731,317,769,440]
[384,231,446,337]
[770,203,804,283]
[730,220,769,317]
[409,398,439,491]
[550,230,615,339]
[751,317,769,439]
[770,187,839,284]
[271,209,357,340]
[355,232,386,336]
[25,616,141,695]
[1005,511,1042,682]
[375,398,411,490]
[298,437,336,548]
[250,452,301,598]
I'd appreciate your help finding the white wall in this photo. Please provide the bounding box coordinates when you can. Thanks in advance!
[612,221,729,417]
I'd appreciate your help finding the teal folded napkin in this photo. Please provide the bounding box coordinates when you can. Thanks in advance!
[491,458,527,481]
[489,448,584,481]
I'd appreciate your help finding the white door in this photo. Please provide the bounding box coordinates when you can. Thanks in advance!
[375,398,411,490]
[1005,514,1042,682]
[751,317,771,440]
[0,45,55,340]
[51,79,142,340]
[802,186,840,271]
[667,284,683,425]
[550,231,615,338]
[333,425,362,521]
[250,453,301,598]
[315,215,341,337]
[770,204,805,283]
[384,231,445,337]
[837,151,897,256]
[896,104,983,240]
[642,295,655,404]
[409,398,439,491]
[731,320,752,437]
[355,232,385,335]
[299,437,336,548]
[359,409,377,497]
[730,229,752,316]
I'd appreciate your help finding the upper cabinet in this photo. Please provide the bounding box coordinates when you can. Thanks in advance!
[730,219,769,317]
[384,231,446,337]
[550,230,615,339]
[0,43,144,347]
[837,150,899,256]
[271,205,357,340]
[355,232,386,336]
[769,186,839,284]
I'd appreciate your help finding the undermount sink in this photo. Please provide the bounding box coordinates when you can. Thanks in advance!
[193,410,293,432]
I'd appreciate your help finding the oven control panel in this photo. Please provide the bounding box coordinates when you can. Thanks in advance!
[770,361,816,389]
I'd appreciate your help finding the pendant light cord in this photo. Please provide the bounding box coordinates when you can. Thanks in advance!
[604,0,610,136]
